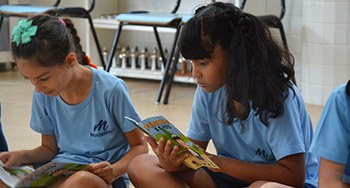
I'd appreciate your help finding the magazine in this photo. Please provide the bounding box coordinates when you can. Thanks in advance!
[125,115,219,170]
[0,160,89,187]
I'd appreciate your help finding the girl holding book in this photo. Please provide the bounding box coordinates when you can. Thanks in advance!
[0,14,147,188]
[128,2,317,188]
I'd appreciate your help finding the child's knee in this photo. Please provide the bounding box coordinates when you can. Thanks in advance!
[128,154,153,174]
[61,171,107,188]
[128,154,158,183]
[249,181,294,188]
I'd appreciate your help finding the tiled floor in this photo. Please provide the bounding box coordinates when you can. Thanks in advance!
[0,67,324,154]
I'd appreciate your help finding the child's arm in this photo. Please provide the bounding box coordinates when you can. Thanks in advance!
[112,128,148,177]
[318,158,349,188]
[89,128,148,184]
[0,134,58,168]
[209,152,305,187]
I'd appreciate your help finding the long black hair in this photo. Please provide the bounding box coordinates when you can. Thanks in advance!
[178,2,295,126]
[11,14,88,67]
[346,80,350,97]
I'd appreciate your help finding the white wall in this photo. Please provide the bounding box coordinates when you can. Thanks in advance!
[301,0,350,105]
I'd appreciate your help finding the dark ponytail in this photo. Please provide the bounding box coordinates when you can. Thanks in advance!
[62,18,88,65]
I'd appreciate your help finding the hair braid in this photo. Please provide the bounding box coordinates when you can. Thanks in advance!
[62,18,88,65]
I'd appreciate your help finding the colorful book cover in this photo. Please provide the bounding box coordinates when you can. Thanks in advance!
[125,115,219,170]
[0,161,89,187]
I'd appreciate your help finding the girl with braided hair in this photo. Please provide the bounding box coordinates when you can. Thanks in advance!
[128,2,317,188]
[0,14,148,188]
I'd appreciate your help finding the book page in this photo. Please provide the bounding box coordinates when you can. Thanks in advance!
[17,162,89,187]
[0,161,34,187]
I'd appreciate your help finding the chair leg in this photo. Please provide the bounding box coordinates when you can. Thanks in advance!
[86,14,106,69]
[163,48,180,104]
[106,24,123,72]
[156,25,181,103]
[276,20,288,51]
[0,15,4,32]
[274,20,298,86]
[153,26,167,66]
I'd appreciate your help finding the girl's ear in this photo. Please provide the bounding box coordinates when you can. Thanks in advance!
[64,52,77,67]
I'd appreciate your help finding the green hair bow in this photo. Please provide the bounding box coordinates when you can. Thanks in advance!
[11,19,38,46]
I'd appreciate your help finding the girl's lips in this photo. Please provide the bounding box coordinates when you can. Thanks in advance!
[44,90,54,96]
[197,82,205,87]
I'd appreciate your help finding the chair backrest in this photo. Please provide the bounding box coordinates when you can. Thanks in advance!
[53,0,61,7]
[55,0,95,13]
[240,0,285,19]
[85,0,95,13]
[171,0,181,13]
[123,0,182,14]
[20,0,61,7]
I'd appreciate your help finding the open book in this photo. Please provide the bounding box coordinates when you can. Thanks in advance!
[125,115,219,170]
[0,161,89,187]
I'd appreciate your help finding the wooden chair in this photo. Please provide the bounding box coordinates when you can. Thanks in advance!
[0,0,106,69]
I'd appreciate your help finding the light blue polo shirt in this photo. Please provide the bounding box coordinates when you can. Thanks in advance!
[187,84,318,186]
[30,67,141,164]
[310,83,350,184]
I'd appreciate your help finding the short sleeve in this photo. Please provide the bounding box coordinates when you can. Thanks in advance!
[311,86,350,164]
[30,91,55,134]
[109,80,141,133]
[266,91,307,161]
[186,87,211,141]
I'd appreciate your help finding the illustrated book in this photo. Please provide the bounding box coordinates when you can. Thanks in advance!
[0,161,89,187]
[125,115,219,170]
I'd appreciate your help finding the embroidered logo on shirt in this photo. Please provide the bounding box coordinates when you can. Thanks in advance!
[90,120,114,137]
[255,148,274,161]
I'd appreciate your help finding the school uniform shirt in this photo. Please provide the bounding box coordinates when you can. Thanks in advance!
[187,84,318,187]
[310,83,350,184]
[30,67,141,165]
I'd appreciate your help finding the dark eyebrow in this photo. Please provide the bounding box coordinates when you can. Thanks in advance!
[21,71,50,79]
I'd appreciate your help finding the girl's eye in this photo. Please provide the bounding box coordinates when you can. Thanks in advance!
[192,59,209,66]
[39,77,49,81]
[199,61,208,66]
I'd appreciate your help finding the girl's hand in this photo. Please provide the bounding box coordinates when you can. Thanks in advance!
[0,151,26,168]
[207,154,222,172]
[143,136,189,172]
[88,161,114,184]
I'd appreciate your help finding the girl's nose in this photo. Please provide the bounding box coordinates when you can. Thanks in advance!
[34,86,42,93]
[192,65,201,79]
[30,80,42,93]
